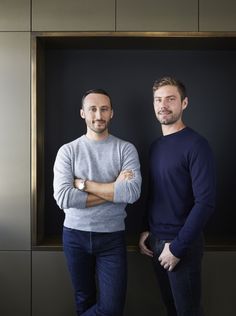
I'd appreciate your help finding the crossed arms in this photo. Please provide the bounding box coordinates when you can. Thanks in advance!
[74,170,134,207]
[53,142,141,210]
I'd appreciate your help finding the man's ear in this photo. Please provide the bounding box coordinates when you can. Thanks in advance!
[110,109,114,119]
[80,108,85,119]
[182,97,188,110]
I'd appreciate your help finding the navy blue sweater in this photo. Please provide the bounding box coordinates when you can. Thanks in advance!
[148,127,216,258]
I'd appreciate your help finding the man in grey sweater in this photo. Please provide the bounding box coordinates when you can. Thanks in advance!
[53,89,141,316]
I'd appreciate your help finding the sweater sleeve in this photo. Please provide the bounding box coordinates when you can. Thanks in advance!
[113,143,142,204]
[53,145,88,210]
[170,139,216,258]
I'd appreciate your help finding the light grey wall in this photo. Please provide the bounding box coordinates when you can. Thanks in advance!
[0,32,31,251]
[32,0,115,31]
[1,1,236,315]
[200,0,236,31]
[116,0,198,31]
[0,0,30,31]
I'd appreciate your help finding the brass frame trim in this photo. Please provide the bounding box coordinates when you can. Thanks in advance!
[31,34,37,246]
[31,31,236,250]
[31,31,236,38]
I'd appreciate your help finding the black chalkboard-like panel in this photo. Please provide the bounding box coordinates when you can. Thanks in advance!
[33,35,236,249]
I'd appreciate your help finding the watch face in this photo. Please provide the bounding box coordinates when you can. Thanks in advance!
[79,181,85,191]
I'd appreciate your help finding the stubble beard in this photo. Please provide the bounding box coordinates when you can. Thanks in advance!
[157,112,182,126]
[90,120,109,134]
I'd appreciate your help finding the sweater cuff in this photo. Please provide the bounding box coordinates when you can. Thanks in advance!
[70,188,88,209]
[113,181,126,203]
[169,240,187,258]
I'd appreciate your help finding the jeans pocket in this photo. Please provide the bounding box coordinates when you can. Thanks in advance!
[150,237,165,259]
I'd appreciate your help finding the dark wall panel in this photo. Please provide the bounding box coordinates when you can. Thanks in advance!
[41,44,236,245]
[0,251,31,316]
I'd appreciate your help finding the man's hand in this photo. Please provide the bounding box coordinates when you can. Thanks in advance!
[116,170,134,182]
[139,231,153,257]
[158,243,180,272]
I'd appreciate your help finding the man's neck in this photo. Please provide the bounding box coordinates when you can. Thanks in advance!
[86,129,109,141]
[161,122,186,136]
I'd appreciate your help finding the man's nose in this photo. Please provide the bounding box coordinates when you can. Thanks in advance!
[160,99,168,108]
[96,110,102,119]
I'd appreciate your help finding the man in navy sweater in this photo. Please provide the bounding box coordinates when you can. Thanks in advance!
[139,77,215,316]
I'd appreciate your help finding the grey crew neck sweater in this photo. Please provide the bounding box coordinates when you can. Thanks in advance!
[53,134,141,232]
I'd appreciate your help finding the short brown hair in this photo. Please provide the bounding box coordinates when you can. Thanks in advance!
[153,76,187,101]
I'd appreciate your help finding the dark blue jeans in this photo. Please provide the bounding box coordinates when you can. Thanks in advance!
[149,234,204,316]
[63,227,127,316]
